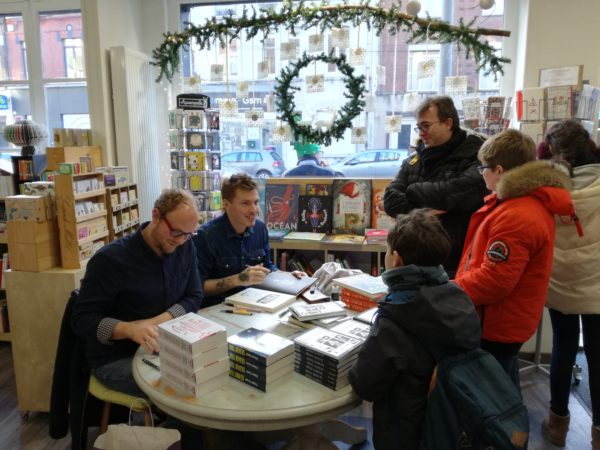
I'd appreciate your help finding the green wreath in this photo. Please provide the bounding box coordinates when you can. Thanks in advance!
[274,51,366,147]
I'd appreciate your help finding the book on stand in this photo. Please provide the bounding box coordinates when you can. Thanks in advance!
[332,179,371,235]
[371,179,396,231]
[289,301,347,322]
[265,183,300,232]
[254,271,317,296]
[297,195,332,233]
[333,273,387,300]
[225,287,297,313]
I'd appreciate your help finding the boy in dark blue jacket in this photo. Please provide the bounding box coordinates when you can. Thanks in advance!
[349,209,481,450]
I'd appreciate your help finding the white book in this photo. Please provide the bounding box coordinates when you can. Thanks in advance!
[294,327,363,362]
[161,356,229,384]
[225,287,296,313]
[159,342,228,372]
[290,301,346,322]
[227,327,295,366]
[355,307,378,325]
[161,368,228,398]
[333,273,387,300]
[158,312,227,355]
[329,319,371,342]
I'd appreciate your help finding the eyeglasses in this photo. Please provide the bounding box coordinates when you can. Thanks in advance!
[477,165,494,175]
[413,121,442,133]
[162,216,197,240]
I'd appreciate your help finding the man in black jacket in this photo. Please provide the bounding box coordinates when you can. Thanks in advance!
[383,96,488,277]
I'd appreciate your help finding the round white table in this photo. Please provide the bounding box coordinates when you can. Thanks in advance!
[132,305,367,449]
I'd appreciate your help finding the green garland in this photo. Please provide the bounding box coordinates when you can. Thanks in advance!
[151,0,511,83]
[275,52,365,146]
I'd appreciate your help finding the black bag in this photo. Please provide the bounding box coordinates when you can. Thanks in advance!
[422,348,529,449]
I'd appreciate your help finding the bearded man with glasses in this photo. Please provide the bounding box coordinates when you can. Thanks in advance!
[383,95,488,277]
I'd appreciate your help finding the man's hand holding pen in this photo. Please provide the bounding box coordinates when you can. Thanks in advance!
[238,264,271,287]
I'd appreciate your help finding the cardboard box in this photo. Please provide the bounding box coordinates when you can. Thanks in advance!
[5,195,48,222]
[7,219,61,271]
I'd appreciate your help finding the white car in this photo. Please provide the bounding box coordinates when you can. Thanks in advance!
[329,149,410,178]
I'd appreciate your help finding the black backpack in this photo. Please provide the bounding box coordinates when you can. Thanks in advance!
[422,348,529,449]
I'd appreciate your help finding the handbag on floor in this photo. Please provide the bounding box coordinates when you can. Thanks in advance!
[92,401,180,450]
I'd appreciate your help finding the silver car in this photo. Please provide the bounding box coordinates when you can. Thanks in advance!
[221,150,286,178]
[329,149,409,178]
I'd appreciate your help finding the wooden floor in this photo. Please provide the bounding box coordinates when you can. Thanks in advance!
[0,342,593,449]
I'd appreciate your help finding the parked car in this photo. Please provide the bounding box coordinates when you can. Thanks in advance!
[221,150,286,178]
[329,149,410,178]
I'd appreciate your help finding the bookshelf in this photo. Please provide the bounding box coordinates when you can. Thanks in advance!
[45,145,103,172]
[10,155,34,194]
[105,183,140,241]
[55,173,109,269]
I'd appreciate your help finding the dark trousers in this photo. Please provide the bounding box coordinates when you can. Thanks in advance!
[481,339,523,393]
[549,309,600,425]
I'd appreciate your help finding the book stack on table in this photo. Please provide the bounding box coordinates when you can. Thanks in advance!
[158,312,229,397]
[333,273,388,311]
[227,327,295,392]
[293,327,364,390]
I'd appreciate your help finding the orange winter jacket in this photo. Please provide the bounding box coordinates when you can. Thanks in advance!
[455,161,580,343]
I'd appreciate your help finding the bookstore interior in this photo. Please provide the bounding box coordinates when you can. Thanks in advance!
[0,0,599,448]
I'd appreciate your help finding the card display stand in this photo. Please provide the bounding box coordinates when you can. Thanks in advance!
[55,173,109,269]
[105,183,140,241]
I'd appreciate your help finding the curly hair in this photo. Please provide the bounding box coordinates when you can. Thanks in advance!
[387,209,451,267]
[153,188,196,217]
[545,119,600,169]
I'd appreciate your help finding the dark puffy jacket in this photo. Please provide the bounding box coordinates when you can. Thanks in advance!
[383,130,488,275]
[348,273,481,450]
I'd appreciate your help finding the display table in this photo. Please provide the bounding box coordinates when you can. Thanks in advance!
[5,267,86,413]
[132,305,367,448]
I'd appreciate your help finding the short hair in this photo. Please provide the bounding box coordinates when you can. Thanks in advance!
[478,129,536,170]
[387,209,451,267]
[416,96,460,131]
[221,173,258,202]
[154,188,196,217]
[545,119,600,168]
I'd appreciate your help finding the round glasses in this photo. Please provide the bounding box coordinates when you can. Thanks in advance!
[413,121,442,133]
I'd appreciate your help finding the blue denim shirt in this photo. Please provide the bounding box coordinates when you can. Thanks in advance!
[193,213,276,307]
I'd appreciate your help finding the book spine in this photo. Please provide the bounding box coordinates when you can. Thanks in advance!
[228,343,268,367]
[341,297,376,312]
[228,368,267,392]
[158,330,193,354]
[340,288,378,302]
[294,344,340,366]
[294,365,339,390]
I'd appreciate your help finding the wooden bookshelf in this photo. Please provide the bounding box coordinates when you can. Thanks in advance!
[0,332,10,342]
[105,183,140,241]
[55,173,109,269]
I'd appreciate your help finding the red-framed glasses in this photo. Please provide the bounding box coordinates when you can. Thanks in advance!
[162,216,197,240]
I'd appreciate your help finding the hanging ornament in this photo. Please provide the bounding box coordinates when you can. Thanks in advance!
[280,40,297,61]
[257,61,269,79]
[210,64,224,82]
[308,34,325,53]
[351,126,367,144]
[417,59,437,79]
[217,98,238,117]
[479,0,495,10]
[330,28,350,48]
[406,1,422,16]
[385,115,402,134]
[264,94,275,112]
[349,48,366,66]
[236,81,249,99]
[245,109,264,127]
[184,75,202,91]
[306,74,325,93]
[271,124,291,143]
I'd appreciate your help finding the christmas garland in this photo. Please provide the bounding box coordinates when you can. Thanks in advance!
[275,52,365,146]
[151,0,511,83]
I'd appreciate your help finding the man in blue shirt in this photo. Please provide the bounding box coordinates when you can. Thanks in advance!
[193,173,275,307]
[72,188,203,395]
[284,140,337,177]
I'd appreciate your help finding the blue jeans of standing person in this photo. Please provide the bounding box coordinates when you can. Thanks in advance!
[549,309,600,425]
[94,357,205,449]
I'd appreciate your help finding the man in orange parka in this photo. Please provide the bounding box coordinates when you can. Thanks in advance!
[454,129,582,392]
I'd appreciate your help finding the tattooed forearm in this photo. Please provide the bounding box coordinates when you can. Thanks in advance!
[238,270,249,282]
[216,277,234,289]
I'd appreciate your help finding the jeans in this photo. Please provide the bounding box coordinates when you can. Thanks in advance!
[549,309,600,425]
[481,339,523,393]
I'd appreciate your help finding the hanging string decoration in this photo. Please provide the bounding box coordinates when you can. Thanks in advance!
[275,51,365,146]
[151,1,511,83]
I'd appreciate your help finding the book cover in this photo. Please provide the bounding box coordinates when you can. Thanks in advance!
[297,195,332,233]
[290,301,346,322]
[268,229,289,240]
[225,287,297,313]
[333,273,387,299]
[519,122,545,145]
[158,312,227,355]
[329,319,371,342]
[229,351,294,377]
[332,179,371,235]
[517,87,545,121]
[322,234,365,244]
[294,327,363,362]
[283,231,326,241]
[265,183,300,231]
[545,86,573,120]
[185,151,207,171]
[254,271,317,296]
[371,179,395,231]
[227,327,294,366]
[305,183,331,196]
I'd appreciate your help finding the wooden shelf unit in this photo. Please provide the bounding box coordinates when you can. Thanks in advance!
[55,173,109,269]
[0,332,11,342]
[105,183,140,241]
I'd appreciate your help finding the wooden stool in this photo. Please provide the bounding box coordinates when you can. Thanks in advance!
[88,374,153,433]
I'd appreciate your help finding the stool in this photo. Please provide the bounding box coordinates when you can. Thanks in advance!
[88,374,153,433]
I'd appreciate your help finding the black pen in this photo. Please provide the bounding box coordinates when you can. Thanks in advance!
[142,357,160,371]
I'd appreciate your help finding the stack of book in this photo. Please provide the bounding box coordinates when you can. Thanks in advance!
[294,327,364,390]
[289,301,346,322]
[158,312,229,396]
[225,287,297,313]
[333,273,388,311]
[227,327,294,392]
[365,228,388,244]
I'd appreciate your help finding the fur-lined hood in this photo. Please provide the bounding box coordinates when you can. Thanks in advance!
[496,160,572,201]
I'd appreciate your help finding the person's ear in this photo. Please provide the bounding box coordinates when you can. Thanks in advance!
[151,208,161,223]
[392,250,404,268]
